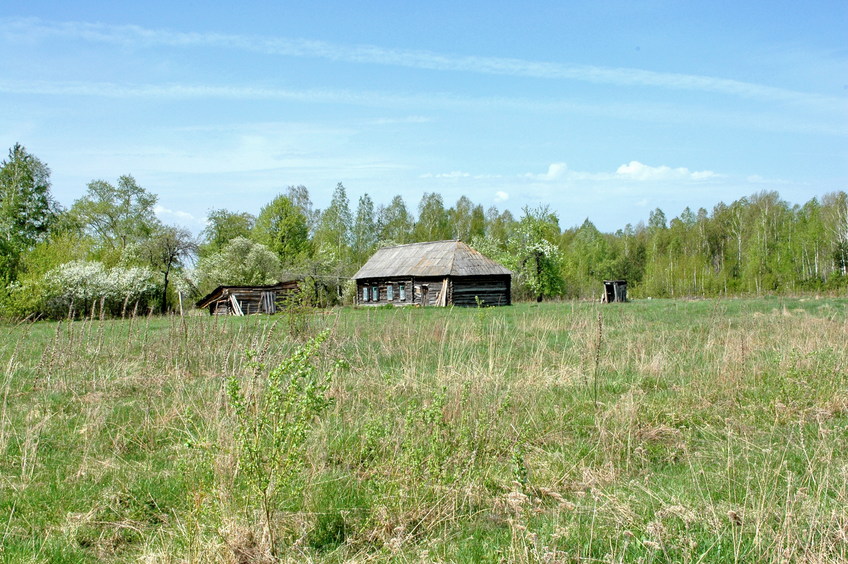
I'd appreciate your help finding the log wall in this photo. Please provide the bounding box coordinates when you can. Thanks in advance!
[356,275,511,307]
[451,275,511,307]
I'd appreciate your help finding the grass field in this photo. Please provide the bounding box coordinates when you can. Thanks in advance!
[1,298,846,562]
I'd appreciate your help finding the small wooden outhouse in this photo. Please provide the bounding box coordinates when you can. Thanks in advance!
[602,280,627,303]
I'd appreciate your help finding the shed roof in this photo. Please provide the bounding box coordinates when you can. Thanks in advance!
[195,280,300,309]
[353,240,511,279]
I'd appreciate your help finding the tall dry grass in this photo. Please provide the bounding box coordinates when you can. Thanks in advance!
[0,297,845,562]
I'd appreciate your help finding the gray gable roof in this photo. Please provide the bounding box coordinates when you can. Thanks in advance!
[353,240,511,279]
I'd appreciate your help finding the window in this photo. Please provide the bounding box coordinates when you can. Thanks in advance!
[387,284,394,301]
[362,286,369,302]
[399,283,406,301]
[372,286,379,302]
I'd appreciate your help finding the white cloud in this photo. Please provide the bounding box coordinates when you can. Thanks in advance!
[436,171,471,179]
[615,161,715,182]
[494,191,509,203]
[524,162,569,181]
[419,171,470,179]
[544,162,567,180]
[154,204,200,224]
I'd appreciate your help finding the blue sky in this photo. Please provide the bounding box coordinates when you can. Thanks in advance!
[1,1,845,233]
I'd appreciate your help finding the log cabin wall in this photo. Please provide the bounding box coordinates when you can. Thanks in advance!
[412,277,445,306]
[356,278,415,306]
[356,275,510,307]
[450,275,511,307]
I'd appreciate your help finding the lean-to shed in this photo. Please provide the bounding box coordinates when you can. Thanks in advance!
[353,240,512,307]
[195,281,301,315]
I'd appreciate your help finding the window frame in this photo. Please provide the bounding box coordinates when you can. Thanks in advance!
[371,285,379,302]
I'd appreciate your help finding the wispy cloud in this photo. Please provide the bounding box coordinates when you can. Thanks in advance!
[3,17,842,111]
[0,79,375,103]
[429,161,721,186]
[428,171,471,179]
[2,77,842,136]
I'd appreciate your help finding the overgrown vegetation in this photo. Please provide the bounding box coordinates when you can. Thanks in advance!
[1,298,846,561]
[3,143,848,319]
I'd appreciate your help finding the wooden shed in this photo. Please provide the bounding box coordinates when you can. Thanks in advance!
[602,280,628,303]
[195,281,301,315]
[353,240,512,307]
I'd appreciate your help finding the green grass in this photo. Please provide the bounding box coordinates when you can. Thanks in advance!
[1,298,846,562]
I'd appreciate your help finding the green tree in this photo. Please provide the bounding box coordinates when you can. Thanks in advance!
[352,193,377,265]
[562,219,616,297]
[414,192,450,242]
[795,198,825,284]
[70,175,159,264]
[822,191,848,277]
[448,196,474,241]
[313,182,352,265]
[195,237,282,295]
[0,230,93,317]
[742,191,791,293]
[485,207,515,250]
[648,207,667,231]
[0,143,60,282]
[142,225,197,312]
[612,223,646,288]
[510,206,565,302]
[377,195,414,244]
[200,209,255,256]
[286,184,319,236]
[470,204,486,241]
[252,194,311,265]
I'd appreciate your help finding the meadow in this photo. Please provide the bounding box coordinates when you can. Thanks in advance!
[1,297,846,562]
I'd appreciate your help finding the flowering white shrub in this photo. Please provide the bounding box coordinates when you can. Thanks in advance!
[111,265,158,304]
[44,261,110,303]
[42,260,159,316]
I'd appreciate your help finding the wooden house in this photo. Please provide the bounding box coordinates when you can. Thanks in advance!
[353,240,512,307]
[195,281,301,315]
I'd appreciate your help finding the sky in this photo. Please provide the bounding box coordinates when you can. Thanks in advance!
[1,1,846,233]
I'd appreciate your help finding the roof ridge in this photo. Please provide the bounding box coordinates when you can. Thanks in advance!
[379,239,458,250]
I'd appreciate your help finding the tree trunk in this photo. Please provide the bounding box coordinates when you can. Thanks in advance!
[161,263,171,314]
[535,251,543,302]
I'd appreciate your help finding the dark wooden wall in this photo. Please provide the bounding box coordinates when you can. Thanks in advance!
[356,275,511,307]
[451,275,511,307]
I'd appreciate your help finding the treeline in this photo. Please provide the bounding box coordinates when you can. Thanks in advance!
[1,143,846,317]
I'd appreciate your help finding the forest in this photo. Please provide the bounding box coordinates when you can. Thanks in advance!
[2,142,847,318]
